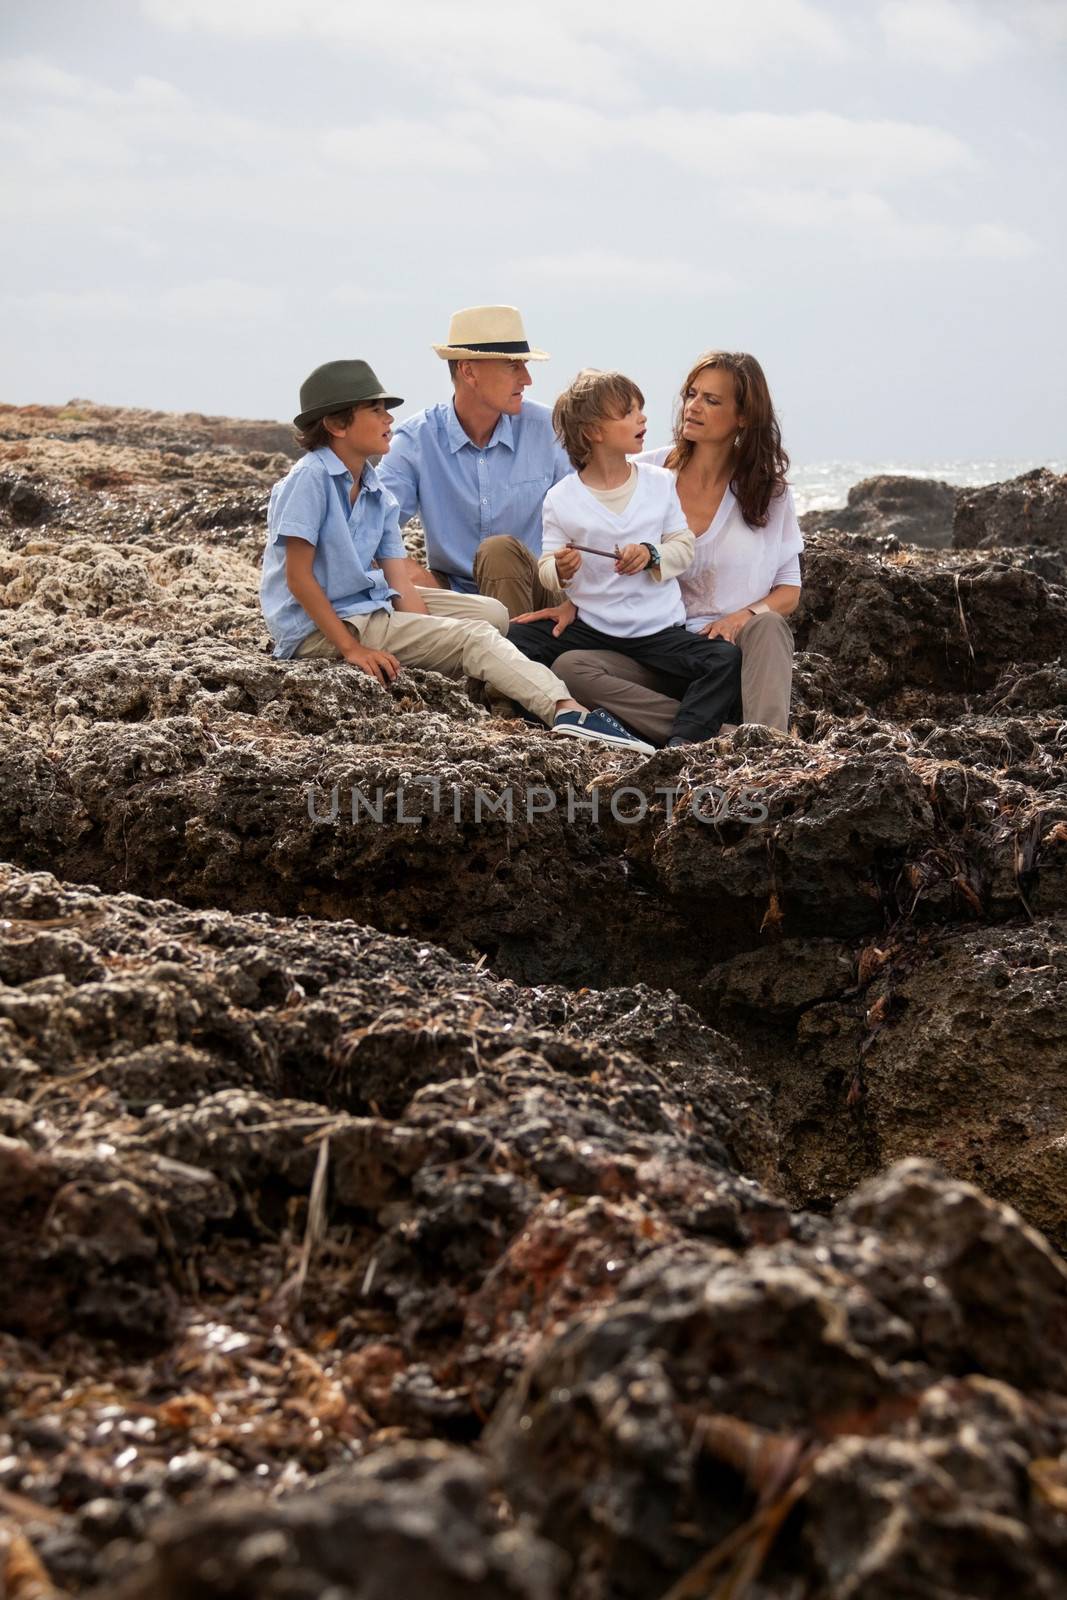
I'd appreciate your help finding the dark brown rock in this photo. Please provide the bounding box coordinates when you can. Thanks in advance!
[801,473,957,549]
[954,467,1067,551]
[107,1443,567,1600]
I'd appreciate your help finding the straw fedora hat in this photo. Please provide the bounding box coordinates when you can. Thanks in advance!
[294,359,403,429]
[432,305,549,362]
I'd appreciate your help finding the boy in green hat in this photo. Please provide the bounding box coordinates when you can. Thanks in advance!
[258,359,655,753]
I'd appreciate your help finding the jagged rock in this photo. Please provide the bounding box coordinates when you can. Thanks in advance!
[954,467,1067,551]
[820,923,1067,1246]
[487,1160,1067,1600]
[106,1443,567,1600]
[0,864,777,1362]
[801,474,956,549]
[0,471,56,526]
[794,530,1067,704]
[3,397,1067,1600]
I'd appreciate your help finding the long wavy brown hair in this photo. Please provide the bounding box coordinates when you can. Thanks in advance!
[665,351,789,527]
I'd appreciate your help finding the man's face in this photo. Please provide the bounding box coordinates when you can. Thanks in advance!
[465,358,532,416]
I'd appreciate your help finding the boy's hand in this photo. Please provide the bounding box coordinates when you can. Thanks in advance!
[554,546,582,581]
[512,600,577,637]
[615,543,651,575]
[341,640,401,684]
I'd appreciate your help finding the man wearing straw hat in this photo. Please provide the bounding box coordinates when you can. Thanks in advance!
[258,356,654,754]
[378,305,571,618]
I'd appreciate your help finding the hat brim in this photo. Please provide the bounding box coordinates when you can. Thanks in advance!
[432,345,550,362]
[293,392,404,429]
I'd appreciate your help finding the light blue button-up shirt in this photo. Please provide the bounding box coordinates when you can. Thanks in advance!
[260,447,406,658]
[378,399,572,592]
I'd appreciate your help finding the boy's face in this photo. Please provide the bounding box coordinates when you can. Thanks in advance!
[589,399,646,457]
[461,358,532,417]
[326,400,394,458]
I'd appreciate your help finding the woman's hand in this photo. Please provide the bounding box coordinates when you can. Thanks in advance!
[554,546,582,581]
[615,543,651,575]
[512,600,577,637]
[699,609,752,644]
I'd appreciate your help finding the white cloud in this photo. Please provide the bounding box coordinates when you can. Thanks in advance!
[877,1,1019,70]
[961,222,1038,260]
[328,285,411,308]
[138,0,851,99]
[629,107,970,188]
[1017,0,1067,46]
[323,118,490,175]
[1,280,286,320]
[727,186,1039,261]
[158,279,285,318]
[518,251,729,295]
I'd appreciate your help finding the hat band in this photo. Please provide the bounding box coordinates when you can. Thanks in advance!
[449,339,532,354]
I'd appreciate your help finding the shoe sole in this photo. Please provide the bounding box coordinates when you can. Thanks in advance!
[550,725,655,756]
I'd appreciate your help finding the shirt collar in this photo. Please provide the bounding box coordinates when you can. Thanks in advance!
[444,402,515,455]
[316,446,382,493]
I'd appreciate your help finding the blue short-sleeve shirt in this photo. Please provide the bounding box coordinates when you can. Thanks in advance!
[377,399,572,592]
[260,447,406,658]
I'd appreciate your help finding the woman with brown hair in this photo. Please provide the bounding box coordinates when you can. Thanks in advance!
[524,351,802,738]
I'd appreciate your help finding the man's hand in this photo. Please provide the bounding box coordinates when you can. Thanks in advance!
[341,640,402,684]
[554,546,582,581]
[699,609,751,644]
[615,543,651,575]
[512,600,577,637]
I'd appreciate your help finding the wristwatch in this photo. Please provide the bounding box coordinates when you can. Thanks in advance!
[747,600,770,615]
[641,543,661,569]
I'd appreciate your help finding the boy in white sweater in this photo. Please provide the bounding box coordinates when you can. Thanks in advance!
[508,370,742,745]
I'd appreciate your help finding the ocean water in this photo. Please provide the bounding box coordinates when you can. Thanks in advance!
[790,459,1066,517]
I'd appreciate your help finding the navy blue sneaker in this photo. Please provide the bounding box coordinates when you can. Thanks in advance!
[551,709,655,755]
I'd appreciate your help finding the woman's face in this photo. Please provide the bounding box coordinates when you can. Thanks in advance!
[681,366,742,445]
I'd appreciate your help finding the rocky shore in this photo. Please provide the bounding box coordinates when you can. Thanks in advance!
[1,401,1066,1598]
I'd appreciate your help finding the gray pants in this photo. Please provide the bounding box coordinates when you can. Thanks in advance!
[555,610,794,741]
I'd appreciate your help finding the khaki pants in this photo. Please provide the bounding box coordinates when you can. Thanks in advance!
[413,584,510,635]
[554,610,794,742]
[294,607,571,725]
[416,536,558,619]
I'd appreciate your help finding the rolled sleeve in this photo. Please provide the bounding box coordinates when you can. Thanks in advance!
[779,488,804,562]
[537,499,568,591]
[773,554,802,588]
[269,467,327,548]
[375,495,408,561]
[653,528,695,582]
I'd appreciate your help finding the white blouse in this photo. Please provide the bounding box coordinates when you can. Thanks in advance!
[635,446,803,630]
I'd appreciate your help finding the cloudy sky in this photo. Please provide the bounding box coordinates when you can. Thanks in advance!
[1,0,1064,461]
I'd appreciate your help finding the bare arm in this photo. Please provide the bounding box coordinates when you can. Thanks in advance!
[758,583,802,615]
[284,538,400,682]
[699,584,802,643]
[379,556,430,615]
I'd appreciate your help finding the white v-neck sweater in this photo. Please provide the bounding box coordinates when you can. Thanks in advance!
[538,463,691,637]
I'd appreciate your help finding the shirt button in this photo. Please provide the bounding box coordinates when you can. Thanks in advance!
[479,457,485,464]
[481,497,488,504]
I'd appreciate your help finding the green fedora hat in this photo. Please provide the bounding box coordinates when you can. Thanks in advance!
[294,359,403,428]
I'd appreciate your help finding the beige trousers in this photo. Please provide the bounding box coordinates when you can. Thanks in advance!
[412,584,510,635]
[555,610,795,742]
[294,607,571,725]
